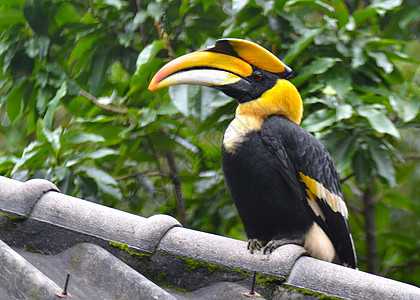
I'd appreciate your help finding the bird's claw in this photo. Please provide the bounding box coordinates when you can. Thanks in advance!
[248,238,304,255]
[247,239,265,254]
[263,238,304,254]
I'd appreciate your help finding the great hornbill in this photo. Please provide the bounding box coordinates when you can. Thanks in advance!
[149,39,357,268]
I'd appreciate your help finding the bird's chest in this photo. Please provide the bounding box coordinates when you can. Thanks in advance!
[222,127,279,191]
[223,115,264,154]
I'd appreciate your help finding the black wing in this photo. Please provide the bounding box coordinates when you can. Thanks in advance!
[261,115,357,268]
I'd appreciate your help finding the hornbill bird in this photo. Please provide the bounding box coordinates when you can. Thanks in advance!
[149,39,357,268]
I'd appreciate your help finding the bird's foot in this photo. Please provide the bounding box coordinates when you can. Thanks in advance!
[247,239,265,254]
[263,238,304,254]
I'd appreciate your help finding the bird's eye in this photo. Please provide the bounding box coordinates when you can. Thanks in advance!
[254,72,263,81]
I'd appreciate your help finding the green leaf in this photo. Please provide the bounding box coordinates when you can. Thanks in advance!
[353,7,378,26]
[23,0,49,35]
[302,108,336,132]
[138,107,157,127]
[336,103,353,121]
[352,148,372,186]
[103,0,124,10]
[80,166,118,186]
[386,51,419,64]
[168,84,200,117]
[44,82,67,129]
[302,57,340,76]
[329,135,357,172]
[88,46,114,96]
[0,8,25,27]
[54,3,79,26]
[63,130,105,144]
[135,40,165,74]
[322,65,352,99]
[11,141,43,175]
[85,148,118,159]
[232,0,250,14]
[365,38,406,47]
[57,168,75,195]
[293,57,339,87]
[389,94,419,122]
[147,2,165,20]
[25,35,50,60]
[37,119,61,155]
[70,34,102,65]
[383,192,412,210]
[369,0,403,11]
[368,51,393,74]
[358,107,400,139]
[200,87,232,120]
[98,182,122,200]
[284,27,325,65]
[331,0,350,30]
[286,0,334,17]
[376,202,390,230]
[366,137,396,187]
[147,132,178,150]
[6,80,25,125]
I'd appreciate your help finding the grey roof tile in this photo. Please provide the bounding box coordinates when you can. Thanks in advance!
[157,226,306,279]
[0,239,61,300]
[1,175,420,300]
[0,176,59,218]
[15,243,176,300]
[286,256,420,299]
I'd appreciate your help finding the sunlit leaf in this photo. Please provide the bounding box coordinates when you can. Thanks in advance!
[62,131,105,144]
[368,51,393,74]
[336,103,353,121]
[85,148,118,159]
[232,0,250,14]
[369,0,403,11]
[358,107,400,139]
[389,94,420,122]
[103,0,124,10]
[302,108,336,132]
[135,40,165,74]
[168,84,200,117]
[44,82,67,129]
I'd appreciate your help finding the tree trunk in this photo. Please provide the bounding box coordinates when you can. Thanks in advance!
[165,150,188,227]
[363,182,379,274]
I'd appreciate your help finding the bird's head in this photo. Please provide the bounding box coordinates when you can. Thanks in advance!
[149,39,303,124]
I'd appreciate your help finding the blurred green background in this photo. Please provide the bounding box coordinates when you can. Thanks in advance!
[0,0,419,286]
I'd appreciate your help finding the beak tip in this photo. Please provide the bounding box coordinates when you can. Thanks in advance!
[148,78,159,91]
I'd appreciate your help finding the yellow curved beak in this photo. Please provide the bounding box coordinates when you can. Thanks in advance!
[148,50,252,91]
[148,39,291,92]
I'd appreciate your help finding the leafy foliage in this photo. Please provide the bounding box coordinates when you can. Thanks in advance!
[0,0,419,285]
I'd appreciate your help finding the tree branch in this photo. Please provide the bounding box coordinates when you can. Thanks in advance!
[405,154,420,160]
[135,0,147,45]
[80,89,128,114]
[115,170,170,181]
[381,261,420,277]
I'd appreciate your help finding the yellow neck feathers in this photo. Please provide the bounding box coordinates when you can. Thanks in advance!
[236,79,303,125]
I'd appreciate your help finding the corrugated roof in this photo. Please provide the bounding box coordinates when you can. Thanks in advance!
[1,175,419,299]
